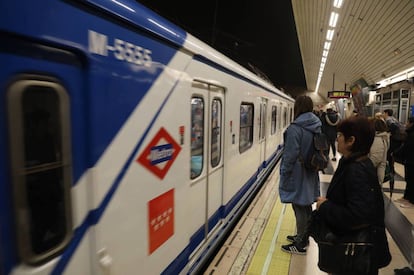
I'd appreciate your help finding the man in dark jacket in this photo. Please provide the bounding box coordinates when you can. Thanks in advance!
[397,116,414,208]
[321,108,340,161]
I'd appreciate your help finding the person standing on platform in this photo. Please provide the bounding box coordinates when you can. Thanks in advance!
[369,118,390,185]
[279,95,321,255]
[321,108,340,161]
[383,109,405,186]
[316,116,391,274]
[395,116,414,208]
[394,117,414,275]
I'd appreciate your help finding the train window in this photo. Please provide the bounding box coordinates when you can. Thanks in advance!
[239,103,254,153]
[289,107,293,122]
[259,102,266,140]
[401,89,409,98]
[7,78,72,264]
[191,97,204,179]
[283,107,288,127]
[383,92,391,100]
[259,104,263,140]
[211,99,222,167]
[392,90,399,99]
[271,106,277,135]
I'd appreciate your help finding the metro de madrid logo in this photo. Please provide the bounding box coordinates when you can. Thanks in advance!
[137,127,182,179]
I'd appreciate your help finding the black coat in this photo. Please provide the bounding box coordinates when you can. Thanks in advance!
[400,125,414,166]
[321,111,339,141]
[318,153,391,268]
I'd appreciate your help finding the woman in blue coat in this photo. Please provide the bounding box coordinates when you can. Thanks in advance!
[279,95,322,254]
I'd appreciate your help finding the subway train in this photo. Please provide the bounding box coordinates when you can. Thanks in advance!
[0,0,295,274]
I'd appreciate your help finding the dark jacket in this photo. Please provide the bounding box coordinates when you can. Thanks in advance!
[318,153,391,268]
[321,111,340,141]
[400,125,414,166]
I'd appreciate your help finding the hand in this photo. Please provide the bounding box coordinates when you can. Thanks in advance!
[316,196,327,210]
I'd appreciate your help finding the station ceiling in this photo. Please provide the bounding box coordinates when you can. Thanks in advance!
[138,0,414,102]
[293,0,414,100]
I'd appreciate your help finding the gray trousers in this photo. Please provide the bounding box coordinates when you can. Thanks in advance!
[292,203,312,247]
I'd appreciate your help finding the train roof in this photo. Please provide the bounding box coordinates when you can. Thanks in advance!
[86,0,294,102]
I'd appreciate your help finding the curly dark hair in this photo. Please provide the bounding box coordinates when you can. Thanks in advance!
[337,116,375,154]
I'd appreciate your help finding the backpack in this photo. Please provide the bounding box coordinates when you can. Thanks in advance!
[301,128,330,171]
[389,119,406,142]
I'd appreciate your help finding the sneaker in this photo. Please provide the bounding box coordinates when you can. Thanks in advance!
[281,243,307,255]
[394,197,408,203]
[400,202,414,208]
[394,267,414,275]
[286,235,296,243]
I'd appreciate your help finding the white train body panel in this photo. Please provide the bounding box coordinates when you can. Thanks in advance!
[0,1,294,274]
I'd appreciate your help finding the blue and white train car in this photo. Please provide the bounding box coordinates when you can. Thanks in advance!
[0,0,294,274]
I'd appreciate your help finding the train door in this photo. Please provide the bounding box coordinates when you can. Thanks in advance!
[2,46,91,274]
[259,98,268,163]
[190,80,225,246]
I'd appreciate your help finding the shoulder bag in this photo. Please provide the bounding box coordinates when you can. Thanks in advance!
[309,211,374,274]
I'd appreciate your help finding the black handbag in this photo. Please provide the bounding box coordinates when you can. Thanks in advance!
[309,211,374,274]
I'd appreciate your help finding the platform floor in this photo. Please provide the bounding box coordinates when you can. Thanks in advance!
[204,153,414,275]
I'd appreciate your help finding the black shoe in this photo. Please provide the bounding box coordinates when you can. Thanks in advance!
[286,235,296,242]
[281,243,306,255]
[394,267,414,275]
[287,235,310,246]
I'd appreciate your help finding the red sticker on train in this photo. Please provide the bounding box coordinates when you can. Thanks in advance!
[148,189,174,254]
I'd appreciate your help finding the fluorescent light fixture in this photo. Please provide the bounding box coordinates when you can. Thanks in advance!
[329,12,339,27]
[315,3,342,94]
[333,0,343,8]
[326,29,334,40]
[377,66,414,88]
[315,78,321,93]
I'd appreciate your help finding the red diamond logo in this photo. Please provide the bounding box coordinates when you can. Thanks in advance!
[137,127,181,179]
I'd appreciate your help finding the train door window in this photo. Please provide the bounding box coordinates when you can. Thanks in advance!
[271,106,277,135]
[239,103,254,153]
[211,98,222,167]
[259,103,266,140]
[7,78,72,264]
[289,107,293,122]
[191,97,204,179]
[278,104,282,130]
[283,107,288,127]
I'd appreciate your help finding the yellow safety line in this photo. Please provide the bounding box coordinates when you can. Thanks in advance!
[246,198,296,275]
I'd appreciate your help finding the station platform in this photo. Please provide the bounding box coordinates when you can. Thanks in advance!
[204,154,414,275]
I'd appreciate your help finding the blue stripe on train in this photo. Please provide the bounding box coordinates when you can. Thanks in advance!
[163,147,283,274]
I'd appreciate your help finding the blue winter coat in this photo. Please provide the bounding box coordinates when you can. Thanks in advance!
[279,112,321,205]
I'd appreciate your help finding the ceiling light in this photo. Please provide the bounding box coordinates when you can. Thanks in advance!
[329,12,339,27]
[323,50,329,57]
[326,29,334,40]
[324,42,331,50]
[333,0,343,8]
[393,48,401,55]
